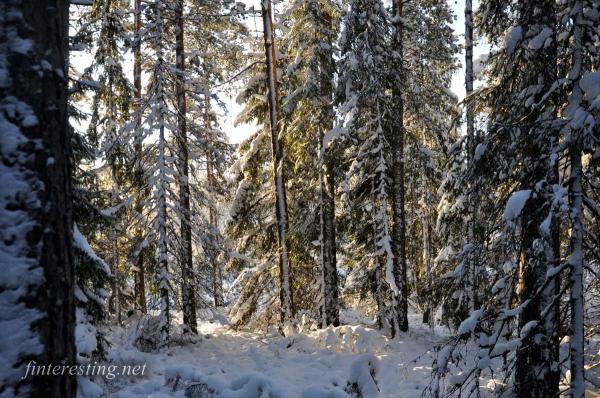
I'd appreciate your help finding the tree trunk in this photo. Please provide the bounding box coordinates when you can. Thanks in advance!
[135,250,147,313]
[261,0,294,327]
[390,0,409,334]
[154,0,170,347]
[132,0,147,315]
[568,145,585,398]
[204,96,224,307]
[0,0,76,396]
[514,189,559,397]
[109,189,121,324]
[175,0,197,334]
[313,0,339,329]
[319,133,339,328]
[421,173,433,328]
[514,4,560,395]
[464,0,479,314]
[567,4,585,395]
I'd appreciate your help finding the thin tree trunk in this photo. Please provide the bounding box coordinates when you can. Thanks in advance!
[313,0,339,329]
[568,145,585,398]
[205,96,224,307]
[175,0,197,334]
[390,0,409,334]
[155,0,170,347]
[0,0,76,395]
[464,0,479,313]
[421,173,433,327]
[261,0,294,327]
[514,190,558,397]
[319,132,339,328]
[135,250,147,313]
[373,180,387,331]
[109,187,121,324]
[567,3,585,395]
[132,0,147,314]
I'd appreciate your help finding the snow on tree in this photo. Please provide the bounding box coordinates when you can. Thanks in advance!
[0,0,76,395]
[333,0,401,335]
[431,0,600,395]
[281,0,341,327]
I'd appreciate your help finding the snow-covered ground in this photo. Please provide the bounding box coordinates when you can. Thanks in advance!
[82,312,600,398]
[91,314,450,398]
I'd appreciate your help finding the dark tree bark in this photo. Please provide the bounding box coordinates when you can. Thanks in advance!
[513,2,560,396]
[390,0,409,334]
[310,0,339,328]
[261,0,294,326]
[132,0,147,315]
[320,134,339,327]
[465,0,479,313]
[204,96,224,307]
[175,0,197,334]
[515,187,560,397]
[0,0,76,396]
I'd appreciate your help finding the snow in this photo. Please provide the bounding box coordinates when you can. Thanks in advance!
[75,307,98,358]
[73,223,112,276]
[473,143,486,162]
[78,376,104,398]
[581,70,600,105]
[528,27,553,51]
[0,97,44,396]
[457,309,483,335]
[503,190,531,225]
[347,354,380,398]
[473,53,489,80]
[105,315,444,398]
[504,26,523,55]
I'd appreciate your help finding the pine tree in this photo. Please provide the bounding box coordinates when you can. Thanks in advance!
[388,0,409,335]
[184,0,244,310]
[558,1,599,394]
[261,0,294,327]
[174,0,198,335]
[132,0,148,315]
[334,0,401,335]
[226,6,285,329]
[76,0,133,326]
[141,0,173,347]
[282,0,341,327]
[401,0,458,327]
[430,0,599,395]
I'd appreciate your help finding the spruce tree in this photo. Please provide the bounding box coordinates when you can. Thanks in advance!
[0,0,76,395]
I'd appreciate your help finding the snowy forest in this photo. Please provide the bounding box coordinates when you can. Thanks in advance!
[1,0,600,396]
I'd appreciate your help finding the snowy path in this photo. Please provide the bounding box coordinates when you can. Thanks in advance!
[105,317,443,398]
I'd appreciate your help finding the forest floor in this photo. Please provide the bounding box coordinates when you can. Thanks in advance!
[97,312,456,398]
[91,312,600,398]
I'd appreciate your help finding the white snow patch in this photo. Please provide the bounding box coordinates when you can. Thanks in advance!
[458,309,483,335]
[503,190,531,225]
[581,71,600,104]
[528,27,553,51]
[504,26,523,54]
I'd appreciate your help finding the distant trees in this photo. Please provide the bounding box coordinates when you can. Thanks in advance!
[230,0,457,335]
[70,0,246,347]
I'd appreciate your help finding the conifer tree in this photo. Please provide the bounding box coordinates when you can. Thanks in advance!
[333,0,401,334]
[282,0,341,327]
[431,0,599,395]
[0,0,76,396]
